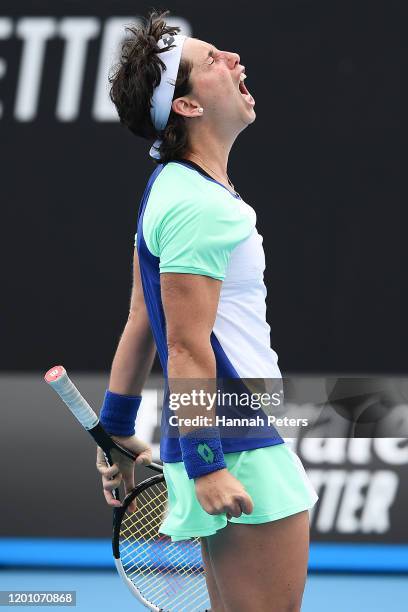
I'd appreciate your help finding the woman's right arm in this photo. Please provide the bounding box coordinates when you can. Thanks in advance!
[108,246,157,395]
[96,246,156,511]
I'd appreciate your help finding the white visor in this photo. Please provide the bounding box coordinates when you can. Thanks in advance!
[149,34,187,159]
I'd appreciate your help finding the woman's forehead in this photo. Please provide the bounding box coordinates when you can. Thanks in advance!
[182,37,215,65]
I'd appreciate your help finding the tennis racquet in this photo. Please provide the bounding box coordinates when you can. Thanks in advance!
[44,365,211,612]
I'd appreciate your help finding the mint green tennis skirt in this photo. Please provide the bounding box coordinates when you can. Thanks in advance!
[159,442,318,542]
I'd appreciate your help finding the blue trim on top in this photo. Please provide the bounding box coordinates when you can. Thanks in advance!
[136,163,169,375]
[1,539,407,572]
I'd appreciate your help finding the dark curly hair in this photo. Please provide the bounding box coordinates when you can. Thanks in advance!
[109,10,193,163]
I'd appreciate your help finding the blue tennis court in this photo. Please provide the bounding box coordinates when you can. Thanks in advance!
[1,569,408,611]
[1,538,408,610]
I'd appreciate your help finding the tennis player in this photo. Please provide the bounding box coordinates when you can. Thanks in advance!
[96,10,318,612]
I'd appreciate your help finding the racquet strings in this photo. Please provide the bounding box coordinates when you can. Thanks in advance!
[119,481,210,611]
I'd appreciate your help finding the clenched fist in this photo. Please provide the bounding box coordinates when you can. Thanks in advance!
[195,469,254,519]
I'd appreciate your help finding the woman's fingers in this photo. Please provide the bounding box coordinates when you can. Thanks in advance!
[237,492,254,515]
[225,501,242,519]
[96,447,116,473]
[103,487,121,507]
[102,471,122,491]
[96,440,153,512]
[97,461,120,478]
[135,450,152,466]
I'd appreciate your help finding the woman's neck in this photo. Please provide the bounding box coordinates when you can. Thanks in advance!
[185,127,236,184]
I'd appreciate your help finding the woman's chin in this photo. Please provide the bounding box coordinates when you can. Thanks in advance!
[245,108,256,124]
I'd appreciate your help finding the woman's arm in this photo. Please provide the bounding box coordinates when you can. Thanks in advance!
[96,247,156,511]
[160,271,253,519]
[108,247,157,395]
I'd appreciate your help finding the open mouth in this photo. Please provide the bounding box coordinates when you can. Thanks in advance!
[238,73,255,106]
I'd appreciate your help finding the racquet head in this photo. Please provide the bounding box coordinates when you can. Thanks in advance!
[113,474,210,612]
[44,365,210,611]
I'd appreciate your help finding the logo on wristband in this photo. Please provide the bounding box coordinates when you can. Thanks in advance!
[197,443,214,464]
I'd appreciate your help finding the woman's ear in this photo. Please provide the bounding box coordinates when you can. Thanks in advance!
[172,97,202,118]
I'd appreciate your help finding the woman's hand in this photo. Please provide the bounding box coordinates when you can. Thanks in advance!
[195,468,254,519]
[96,435,152,512]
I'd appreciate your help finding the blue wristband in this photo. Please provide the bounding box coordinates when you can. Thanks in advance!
[99,389,142,436]
[179,427,226,479]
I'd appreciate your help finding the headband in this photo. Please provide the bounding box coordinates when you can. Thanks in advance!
[149,34,187,159]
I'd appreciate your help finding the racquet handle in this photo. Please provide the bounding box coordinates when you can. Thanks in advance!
[44,365,99,430]
[44,365,162,473]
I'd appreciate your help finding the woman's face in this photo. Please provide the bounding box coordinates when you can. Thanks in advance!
[177,37,256,131]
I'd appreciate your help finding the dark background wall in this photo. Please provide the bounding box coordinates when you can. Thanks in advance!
[2,0,407,375]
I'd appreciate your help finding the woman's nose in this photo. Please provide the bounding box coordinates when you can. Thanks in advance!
[221,51,240,69]
[228,52,240,69]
